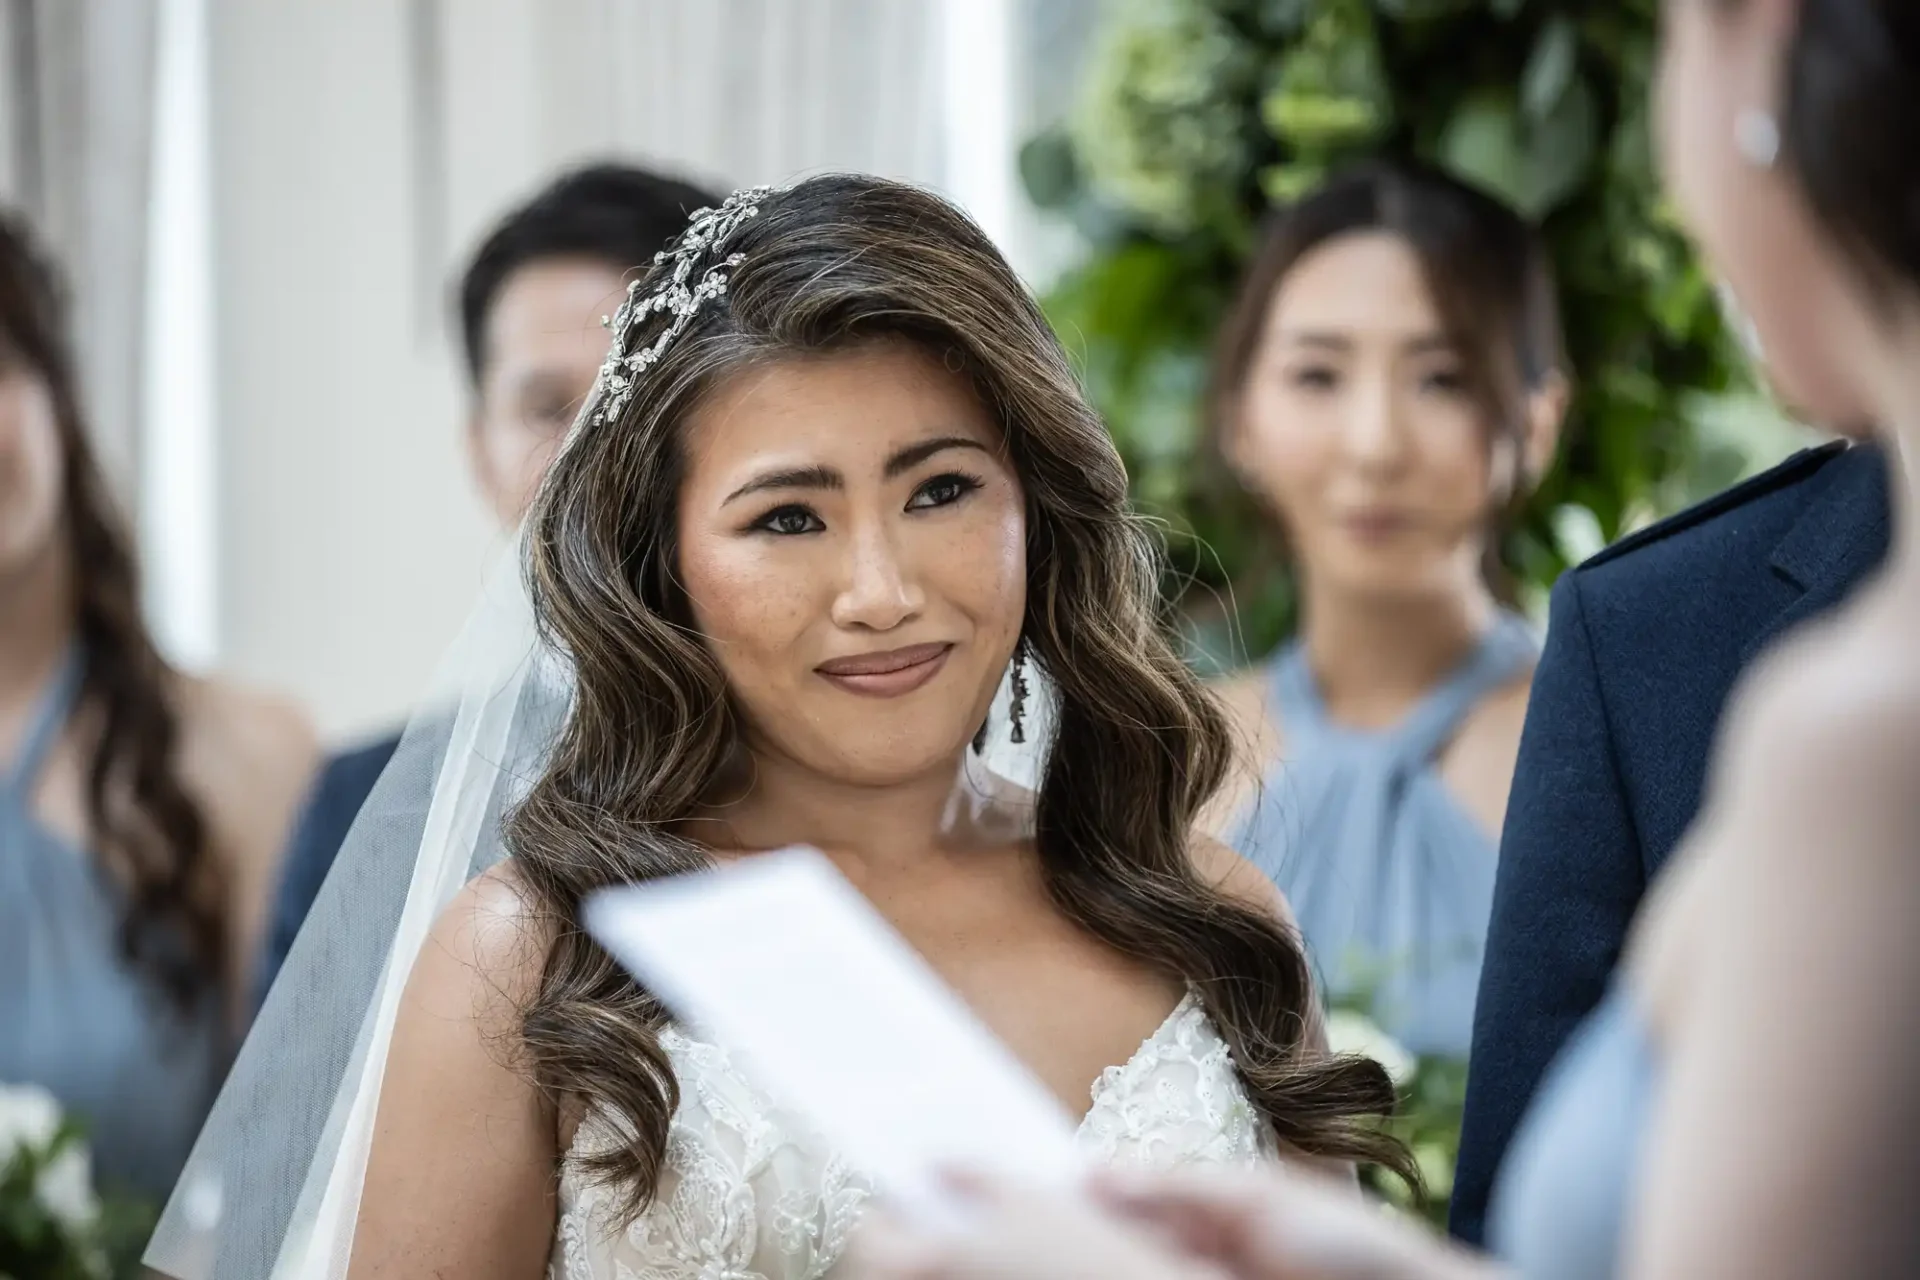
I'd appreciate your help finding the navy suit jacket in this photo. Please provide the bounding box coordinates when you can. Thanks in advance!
[1449,441,1891,1246]
[254,732,401,1007]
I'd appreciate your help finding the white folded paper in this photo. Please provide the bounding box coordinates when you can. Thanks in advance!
[582,848,1083,1223]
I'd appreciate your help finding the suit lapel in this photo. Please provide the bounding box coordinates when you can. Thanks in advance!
[1741,443,1894,665]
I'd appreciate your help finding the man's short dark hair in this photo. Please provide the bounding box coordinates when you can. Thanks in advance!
[458,162,722,387]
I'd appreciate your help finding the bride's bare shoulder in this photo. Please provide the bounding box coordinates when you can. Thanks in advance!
[1189,832,1297,931]
[358,871,562,1273]
[1196,670,1280,837]
[408,861,557,1026]
[1208,668,1283,766]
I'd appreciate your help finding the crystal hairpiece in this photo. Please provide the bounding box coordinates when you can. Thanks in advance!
[588,185,775,428]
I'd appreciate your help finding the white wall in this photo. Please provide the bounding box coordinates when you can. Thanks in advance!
[209,0,495,742]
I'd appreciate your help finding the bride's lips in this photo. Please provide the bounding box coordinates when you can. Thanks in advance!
[815,642,954,697]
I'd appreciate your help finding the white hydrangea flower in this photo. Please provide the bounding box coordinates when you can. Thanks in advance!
[0,1082,62,1165]
[1324,1009,1418,1087]
[0,1083,101,1233]
[35,1139,100,1231]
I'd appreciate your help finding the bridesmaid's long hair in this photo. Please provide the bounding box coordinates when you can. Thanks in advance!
[511,175,1415,1218]
[0,213,218,1013]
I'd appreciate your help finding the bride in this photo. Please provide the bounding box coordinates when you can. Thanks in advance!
[149,176,1412,1280]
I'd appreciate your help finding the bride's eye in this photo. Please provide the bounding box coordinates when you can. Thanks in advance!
[905,472,983,511]
[752,504,825,536]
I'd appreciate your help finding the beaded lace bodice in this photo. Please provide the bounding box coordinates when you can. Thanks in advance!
[547,990,1276,1279]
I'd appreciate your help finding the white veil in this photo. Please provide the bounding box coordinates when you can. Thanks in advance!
[142,191,759,1280]
[142,547,568,1280]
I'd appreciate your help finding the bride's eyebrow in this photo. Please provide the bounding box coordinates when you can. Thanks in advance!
[882,436,990,478]
[721,436,989,506]
[722,464,841,506]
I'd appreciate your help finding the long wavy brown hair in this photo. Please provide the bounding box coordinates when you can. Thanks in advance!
[0,212,220,1014]
[511,175,1415,1216]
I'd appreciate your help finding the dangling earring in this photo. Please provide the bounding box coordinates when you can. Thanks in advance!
[1008,642,1029,746]
[1735,108,1780,169]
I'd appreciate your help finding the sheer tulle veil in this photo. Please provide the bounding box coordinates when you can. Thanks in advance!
[143,543,561,1279]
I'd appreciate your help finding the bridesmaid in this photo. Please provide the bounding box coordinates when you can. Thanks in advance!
[0,211,317,1199]
[1204,161,1567,1056]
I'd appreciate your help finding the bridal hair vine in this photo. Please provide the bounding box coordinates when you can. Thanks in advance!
[587,185,776,429]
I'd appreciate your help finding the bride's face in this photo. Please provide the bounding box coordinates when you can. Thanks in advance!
[675,340,1027,785]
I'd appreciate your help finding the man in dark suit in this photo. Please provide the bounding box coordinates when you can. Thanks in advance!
[254,164,720,1005]
[1449,439,1891,1245]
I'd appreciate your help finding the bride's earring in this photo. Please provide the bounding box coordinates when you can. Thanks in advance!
[971,641,1031,754]
[1008,642,1029,745]
[1735,108,1780,169]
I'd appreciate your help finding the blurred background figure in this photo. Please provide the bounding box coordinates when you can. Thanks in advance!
[0,212,316,1201]
[1203,162,1567,1058]
[1013,0,1823,1230]
[253,163,719,1002]
[459,165,722,530]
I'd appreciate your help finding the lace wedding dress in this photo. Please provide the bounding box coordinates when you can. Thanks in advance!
[548,989,1276,1279]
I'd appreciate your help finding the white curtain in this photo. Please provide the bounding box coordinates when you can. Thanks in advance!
[427,0,1097,298]
[433,0,951,272]
[602,0,946,191]
[0,0,158,503]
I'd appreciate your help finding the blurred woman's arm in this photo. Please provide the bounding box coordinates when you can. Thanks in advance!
[1625,634,1920,1280]
[175,676,319,1033]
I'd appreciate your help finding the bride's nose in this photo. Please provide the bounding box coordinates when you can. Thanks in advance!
[829,519,924,632]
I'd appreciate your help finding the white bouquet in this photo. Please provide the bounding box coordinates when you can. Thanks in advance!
[0,1082,109,1280]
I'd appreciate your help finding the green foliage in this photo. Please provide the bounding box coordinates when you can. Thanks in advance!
[1026,0,1749,666]
[92,1197,158,1280]
[1,1124,109,1280]
[0,1109,156,1280]
[1326,981,1467,1224]
[1366,1054,1469,1229]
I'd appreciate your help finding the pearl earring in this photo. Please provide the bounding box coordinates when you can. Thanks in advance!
[1734,108,1780,169]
